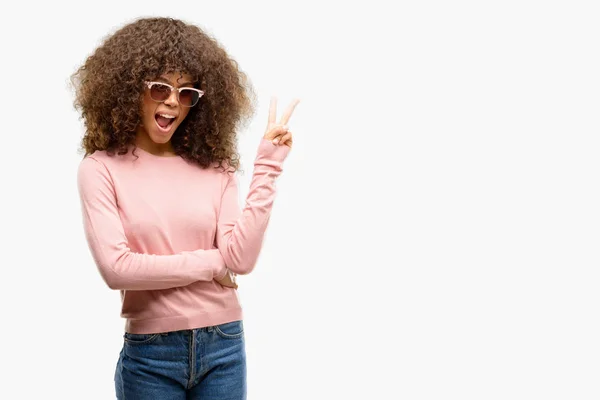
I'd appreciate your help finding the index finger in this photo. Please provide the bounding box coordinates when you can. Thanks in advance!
[278,98,300,126]
[269,96,277,125]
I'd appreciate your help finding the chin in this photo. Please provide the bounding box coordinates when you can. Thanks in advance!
[149,123,178,143]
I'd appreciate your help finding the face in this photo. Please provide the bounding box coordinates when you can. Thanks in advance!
[136,71,198,153]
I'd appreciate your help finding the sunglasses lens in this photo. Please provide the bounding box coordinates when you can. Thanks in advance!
[150,84,171,101]
[179,89,200,107]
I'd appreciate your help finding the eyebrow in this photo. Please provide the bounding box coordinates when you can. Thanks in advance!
[156,77,195,87]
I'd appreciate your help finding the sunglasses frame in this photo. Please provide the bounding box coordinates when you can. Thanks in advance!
[144,81,205,107]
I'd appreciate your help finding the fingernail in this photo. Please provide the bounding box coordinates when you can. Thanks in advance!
[273,139,279,144]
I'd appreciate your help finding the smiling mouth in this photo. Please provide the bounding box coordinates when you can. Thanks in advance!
[155,114,176,131]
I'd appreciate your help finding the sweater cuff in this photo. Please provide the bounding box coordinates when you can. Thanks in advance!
[214,265,228,280]
[257,138,290,164]
[204,249,227,280]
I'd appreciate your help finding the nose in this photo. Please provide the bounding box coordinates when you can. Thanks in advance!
[164,88,179,107]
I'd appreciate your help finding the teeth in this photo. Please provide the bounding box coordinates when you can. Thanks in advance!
[158,114,176,119]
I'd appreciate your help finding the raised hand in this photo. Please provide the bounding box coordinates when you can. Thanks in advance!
[263,96,300,148]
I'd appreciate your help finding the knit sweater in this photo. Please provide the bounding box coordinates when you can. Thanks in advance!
[77,138,289,334]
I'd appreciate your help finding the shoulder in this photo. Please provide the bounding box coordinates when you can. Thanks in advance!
[204,161,238,193]
[79,148,137,171]
[78,150,111,171]
[77,148,131,181]
[77,152,112,184]
[79,151,105,169]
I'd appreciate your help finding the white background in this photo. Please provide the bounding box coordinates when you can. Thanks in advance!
[0,0,598,399]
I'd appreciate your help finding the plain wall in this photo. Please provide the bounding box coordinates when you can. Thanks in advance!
[0,1,598,399]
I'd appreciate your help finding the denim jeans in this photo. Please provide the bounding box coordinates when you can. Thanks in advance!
[114,320,246,399]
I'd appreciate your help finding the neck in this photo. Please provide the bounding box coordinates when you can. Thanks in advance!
[134,128,176,157]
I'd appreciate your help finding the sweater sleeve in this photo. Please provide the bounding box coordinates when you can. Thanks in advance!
[215,138,290,275]
[77,156,227,291]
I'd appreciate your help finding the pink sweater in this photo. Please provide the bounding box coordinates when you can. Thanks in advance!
[77,138,289,334]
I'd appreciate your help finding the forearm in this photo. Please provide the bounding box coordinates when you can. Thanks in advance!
[87,238,227,290]
[217,139,289,274]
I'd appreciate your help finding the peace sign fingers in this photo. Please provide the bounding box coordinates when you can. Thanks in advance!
[268,96,278,125]
[278,97,300,126]
[264,96,300,148]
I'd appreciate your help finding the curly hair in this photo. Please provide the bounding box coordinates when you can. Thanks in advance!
[71,17,255,172]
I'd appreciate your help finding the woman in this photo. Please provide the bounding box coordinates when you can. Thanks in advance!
[72,16,298,399]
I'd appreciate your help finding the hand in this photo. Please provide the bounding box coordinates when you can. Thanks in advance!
[215,269,238,290]
[263,96,300,148]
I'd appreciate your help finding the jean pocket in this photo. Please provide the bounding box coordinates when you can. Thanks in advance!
[123,332,161,345]
[215,320,244,339]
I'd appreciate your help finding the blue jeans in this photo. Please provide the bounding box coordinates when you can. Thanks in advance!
[115,320,246,399]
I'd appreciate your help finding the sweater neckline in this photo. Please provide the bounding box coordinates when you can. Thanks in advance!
[131,145,181,160]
